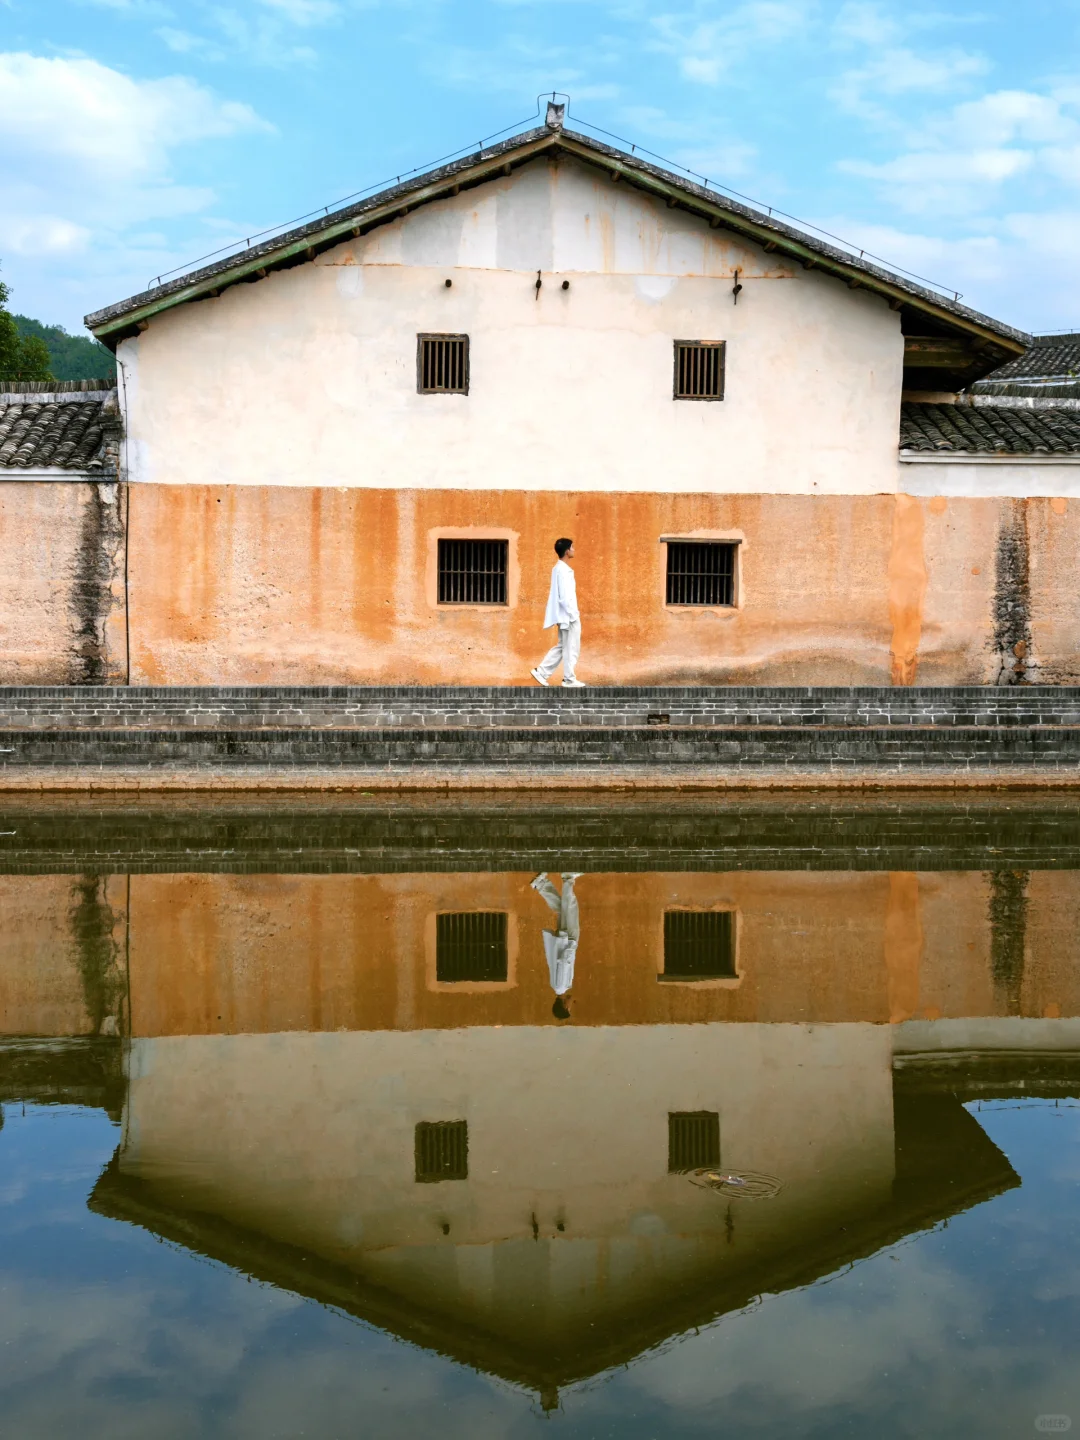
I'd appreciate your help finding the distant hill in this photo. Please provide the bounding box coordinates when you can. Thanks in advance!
[12,315,115,383]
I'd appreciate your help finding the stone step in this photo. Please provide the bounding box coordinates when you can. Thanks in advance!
[1,724,1080,771]
[2,685,1080,730]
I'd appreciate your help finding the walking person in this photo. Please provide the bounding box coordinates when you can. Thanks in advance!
[531,538,586,688]
[530,872,582,1019]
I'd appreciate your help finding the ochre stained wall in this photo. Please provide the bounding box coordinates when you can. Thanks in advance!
[123,484,1079,685]
[120,869,1080,1039]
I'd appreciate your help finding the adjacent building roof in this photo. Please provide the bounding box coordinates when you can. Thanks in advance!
[973,334,1080,398]
[900,401,1080,455]
[0,382,120,474]
[84,114,1030,360]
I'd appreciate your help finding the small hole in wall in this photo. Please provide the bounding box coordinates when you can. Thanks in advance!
[562,280,570,290]
[444,278,453,288]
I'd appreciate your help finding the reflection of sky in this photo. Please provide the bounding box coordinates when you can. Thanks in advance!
[0,1103,1077,1440]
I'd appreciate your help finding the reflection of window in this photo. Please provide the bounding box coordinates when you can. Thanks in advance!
[668,1111,720,1172]
[436,912,509,982]
[662,910,736,980]
[415,1121,469,1182]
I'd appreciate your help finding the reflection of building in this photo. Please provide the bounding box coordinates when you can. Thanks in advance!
[4,866,1080,1038]
[90,1022,1040,1404]
[4,851,1079,1407]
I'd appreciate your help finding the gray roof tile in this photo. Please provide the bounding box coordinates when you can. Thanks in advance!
[900,402,1080,454]
[0,395,120,472]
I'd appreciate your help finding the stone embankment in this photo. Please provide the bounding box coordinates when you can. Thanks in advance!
[2,685,1080,790]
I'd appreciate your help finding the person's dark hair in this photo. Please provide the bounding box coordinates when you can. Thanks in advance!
[552,996,571,1020]
[554,538,573,559]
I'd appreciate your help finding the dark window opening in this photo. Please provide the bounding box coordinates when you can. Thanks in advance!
[415,1120,469,1182]
[674,340,725,400]
[666,541,736,607]
[418,333,469,394]
[668,1111,720,1173]
[436,912,509,983]
[662,910,737,981]
[437,538,508,605]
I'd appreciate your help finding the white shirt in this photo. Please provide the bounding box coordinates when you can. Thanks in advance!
[543,559,579,629]
[542,931,578,994]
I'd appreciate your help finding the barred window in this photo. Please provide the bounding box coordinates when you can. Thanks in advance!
[668,1111,720,1172]
[436,912,509,983]
[661,910,736,981]
[437,539,508,605]
[674,341,725,400]
[665,541,736,607]
[415,1120,469,1182]
[418,334,469,394]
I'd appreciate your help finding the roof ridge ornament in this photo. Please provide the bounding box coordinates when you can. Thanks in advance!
[545,100,565,131]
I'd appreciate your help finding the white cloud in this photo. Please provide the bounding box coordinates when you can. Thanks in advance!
[650,1,809,86]
[0,51,271,319]
[832,46,990,118]
[257,0,340,21]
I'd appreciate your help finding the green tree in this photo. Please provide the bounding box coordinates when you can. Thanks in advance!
[0,272,55,382]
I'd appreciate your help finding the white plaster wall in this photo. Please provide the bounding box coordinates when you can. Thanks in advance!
[901,457,1080,498]
[119,158,904,496]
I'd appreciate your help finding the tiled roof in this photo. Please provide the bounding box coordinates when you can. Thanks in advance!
[0,390,120,473]
[900,402,1080,455]
[979,335,1080,382]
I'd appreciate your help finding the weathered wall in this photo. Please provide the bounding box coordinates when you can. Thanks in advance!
[0,481,126,684]
[118,157,904,498]
[118,869,1080,1038]
[0,873,127,1037]
[123,484,1080,685]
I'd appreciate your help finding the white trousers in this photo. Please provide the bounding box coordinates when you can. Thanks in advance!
[535,621,581,683]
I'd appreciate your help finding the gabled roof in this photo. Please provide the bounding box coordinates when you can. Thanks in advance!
[900,401,1080,455]
[85,119,1030,359]
[0,382,120,474]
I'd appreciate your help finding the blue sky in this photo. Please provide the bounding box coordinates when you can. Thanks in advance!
[1,0,1078,334]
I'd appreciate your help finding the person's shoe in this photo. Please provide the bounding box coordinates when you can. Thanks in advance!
[529,874,548,890]
[562,872,584,881]
[530,668,549,687]
[561,678,586,687]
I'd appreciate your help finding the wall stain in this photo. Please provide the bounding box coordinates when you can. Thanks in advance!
[70,874,127,1037]
[888,495,927,686]
[992,499,1031,685]
[70,482,126,683]
[988,869,1029,1016]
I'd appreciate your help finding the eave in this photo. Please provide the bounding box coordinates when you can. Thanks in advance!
[85,124,1031,360]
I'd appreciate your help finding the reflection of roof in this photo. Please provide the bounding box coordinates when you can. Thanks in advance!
[84,121,1027,356]
[901,401,1080,455]
[0,1037,124,1117]
[88,1081,1018,1403]
[0,384,120,474]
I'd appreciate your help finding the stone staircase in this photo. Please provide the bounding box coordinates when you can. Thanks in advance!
[2,685,1080,789]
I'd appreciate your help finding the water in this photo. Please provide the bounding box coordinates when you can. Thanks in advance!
[1,795,1078,1438]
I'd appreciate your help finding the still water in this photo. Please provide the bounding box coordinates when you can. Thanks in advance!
[1,795,1079,1438]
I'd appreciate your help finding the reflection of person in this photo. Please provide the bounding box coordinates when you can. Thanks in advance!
[531,873,581,1018]
[531,539,585,688]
